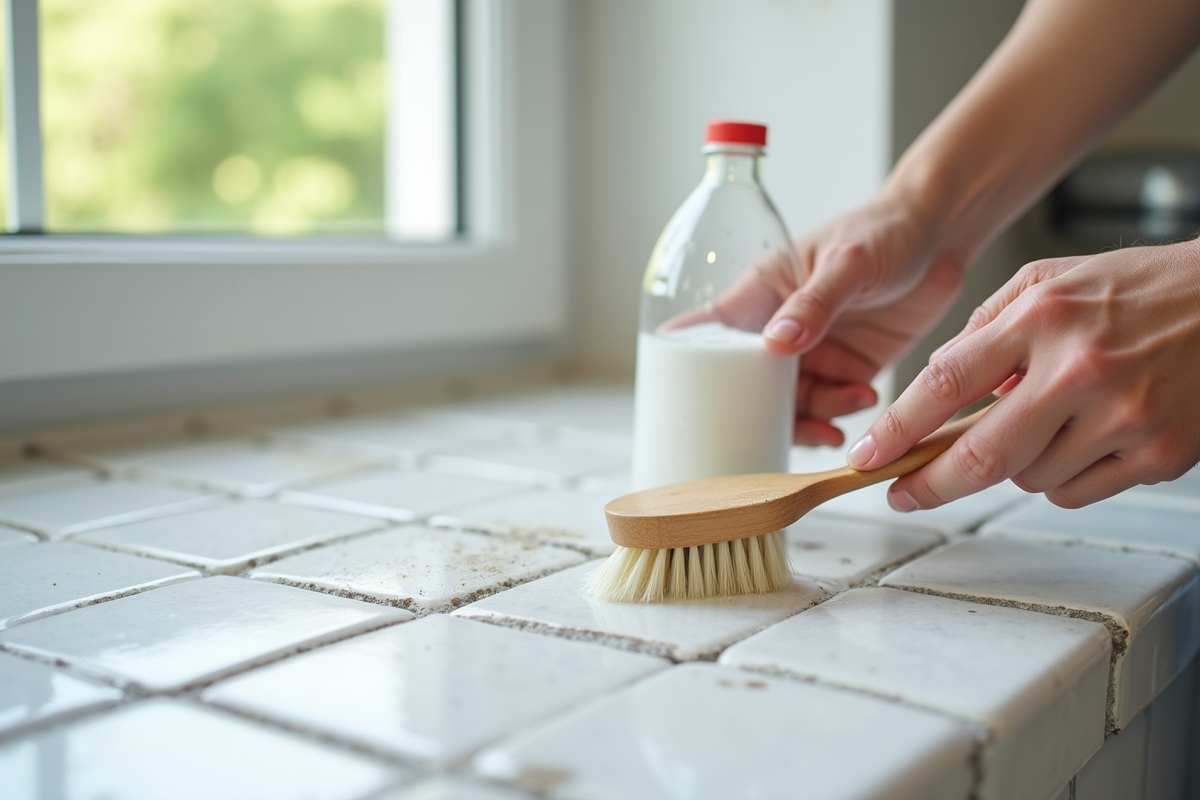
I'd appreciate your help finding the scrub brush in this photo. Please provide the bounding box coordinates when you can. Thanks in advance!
[586,403,992,602]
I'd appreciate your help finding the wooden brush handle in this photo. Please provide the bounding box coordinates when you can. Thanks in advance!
[802,400,997,505]
[604,400,998,550]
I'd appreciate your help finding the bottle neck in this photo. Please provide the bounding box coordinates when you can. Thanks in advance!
[703,146,762,184]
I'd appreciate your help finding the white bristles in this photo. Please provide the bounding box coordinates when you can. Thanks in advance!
[584,531,792,603]
[715,540,734,596]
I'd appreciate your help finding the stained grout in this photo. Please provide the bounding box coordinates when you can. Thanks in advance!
[1,383,1196,797]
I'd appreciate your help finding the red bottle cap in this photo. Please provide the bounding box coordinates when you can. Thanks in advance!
[704,120,767,147]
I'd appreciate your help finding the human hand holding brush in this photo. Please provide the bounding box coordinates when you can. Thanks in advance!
[721,0,1200,511]
[591,0,1200,605]
[590,403,994,603]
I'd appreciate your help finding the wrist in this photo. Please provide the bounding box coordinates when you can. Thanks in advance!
[881,149,997,270]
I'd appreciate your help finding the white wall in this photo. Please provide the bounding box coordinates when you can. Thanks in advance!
[572,0,1200,393]
[889,0,1026,392]
[573,0,892,379]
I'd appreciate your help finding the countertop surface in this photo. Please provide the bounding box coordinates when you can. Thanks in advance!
[0,383,1196,800]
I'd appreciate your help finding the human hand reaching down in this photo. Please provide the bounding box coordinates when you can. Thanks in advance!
[846,238,1200,510]
[699,187,972,447]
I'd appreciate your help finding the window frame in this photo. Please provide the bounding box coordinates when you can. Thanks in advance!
[0,0,573,391]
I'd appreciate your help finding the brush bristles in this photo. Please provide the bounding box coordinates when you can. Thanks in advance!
[585,531,791,603]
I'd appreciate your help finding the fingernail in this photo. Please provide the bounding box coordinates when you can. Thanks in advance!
[765,318,802,345]
[889,489,918,513]
[846,433,876,468]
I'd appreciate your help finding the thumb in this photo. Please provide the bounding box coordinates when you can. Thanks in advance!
[764,243,870,355]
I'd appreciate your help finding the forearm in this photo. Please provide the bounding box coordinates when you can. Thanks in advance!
[887,0,1200,266]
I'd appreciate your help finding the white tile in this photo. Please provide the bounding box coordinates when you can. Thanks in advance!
[720,587,1110,800]
[982,495,1200,566]
[0,524,38,547]
[575,464,631,495]
[1144,661,1194,800]
[0,458,95,497]
[0,651,123,737]
[63,436,380,498]
[282,469,526,522]
[784,513,942,586]
[427,443,626,489]
[205,615,666,765]
[0,478,219,538]
[0,542,199,630]
[268,408,518,466]
[816,479,1028,534]
[450,385,634,436]
[1075,708,1148,800]
[881,537,1200,729]
[0,700,402,800]
[377,776,534,800]
[474,663,974,800]
[75,500,386,574]
[252,526,587,613]
[454,561,830,661]
[1115,469,1200,513]
[431,488,617,556]
[549,427,632,457]
[0,576,410,692]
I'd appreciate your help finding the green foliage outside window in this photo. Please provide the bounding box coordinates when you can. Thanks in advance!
[39,0,386,235]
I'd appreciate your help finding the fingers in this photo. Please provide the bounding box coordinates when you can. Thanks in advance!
[764,244,873,355]
[798,378,877,421]
[792,378,878,447]
[658,306,718,332]
[1044,454,1140,508]
[994,374,1022,397]
[1010,416,1119,494]
[794,418,846,448]
[848,321,1028,472]
[929,256,1090,364]
[885,381,1072,510]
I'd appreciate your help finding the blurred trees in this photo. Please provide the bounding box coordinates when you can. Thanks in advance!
[39,0,385,234]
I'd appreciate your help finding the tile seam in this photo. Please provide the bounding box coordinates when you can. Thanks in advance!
[0,570,204,632]
[984,528,1200,572]
[0,697,128,747]
[883,583,1127,734]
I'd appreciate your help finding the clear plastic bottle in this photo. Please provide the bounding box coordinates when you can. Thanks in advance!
[632,120,800,490]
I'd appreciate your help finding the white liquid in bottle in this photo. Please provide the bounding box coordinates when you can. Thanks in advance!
[631,322,799,490]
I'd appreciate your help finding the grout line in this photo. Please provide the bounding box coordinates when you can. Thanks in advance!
[67,522,390,580]
[457,612,683,662]
[0,696,128,747]
[1,606,411,705]
[886,582,1128,735]
[200,695,430,771]
[0,572,204,632]
[983,527,1200,575]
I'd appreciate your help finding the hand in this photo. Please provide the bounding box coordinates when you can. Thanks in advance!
[847,238,1200,509]
[704,186,970,446]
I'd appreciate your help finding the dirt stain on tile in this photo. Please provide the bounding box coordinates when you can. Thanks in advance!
[511,765,572,794]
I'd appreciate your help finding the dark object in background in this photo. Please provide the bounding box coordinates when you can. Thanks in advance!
[1052,153,1200,245]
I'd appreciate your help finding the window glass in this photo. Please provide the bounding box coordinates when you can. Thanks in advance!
[41,0,388,235]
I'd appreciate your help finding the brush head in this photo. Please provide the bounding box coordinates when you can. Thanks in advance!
[584,530,791,603]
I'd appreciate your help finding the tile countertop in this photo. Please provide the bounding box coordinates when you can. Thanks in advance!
[0,382,1198,800]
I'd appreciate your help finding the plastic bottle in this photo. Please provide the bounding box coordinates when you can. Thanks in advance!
[632,120,799,490]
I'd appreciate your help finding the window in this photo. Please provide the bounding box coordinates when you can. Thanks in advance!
[12,0,461,238]
[0,0,571,425]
